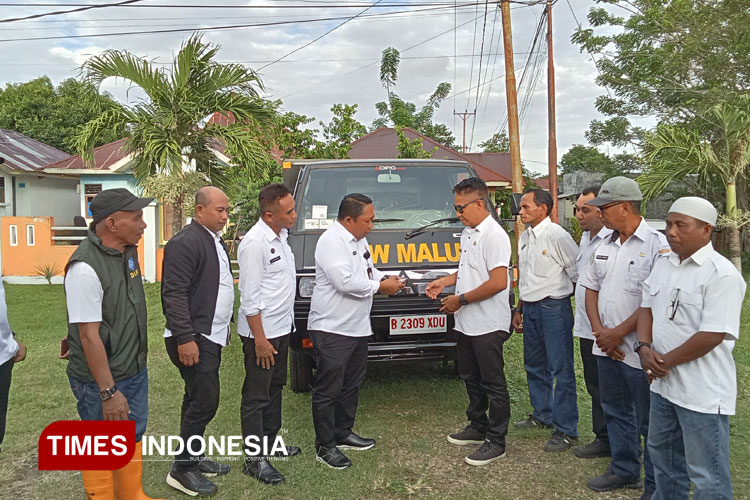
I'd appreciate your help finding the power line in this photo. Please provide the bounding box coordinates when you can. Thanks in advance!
[0,4,479,43]
[468,0,490,150]
[258,0,385,71]
[0,0,146,24]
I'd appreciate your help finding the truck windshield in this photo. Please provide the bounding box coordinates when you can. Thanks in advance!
[296,165,473,231]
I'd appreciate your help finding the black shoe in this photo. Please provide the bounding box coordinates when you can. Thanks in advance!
[271,444,302,458]
[315,445,352,469]
[197,458,231,477]
[574,438,611,459]
[513,414,553,430]
[447,425,486,446]
[638,491,653,500]
[242,458,285,485]
[544,430,578,452]
[464,440,506,466]
[166,467,218,496]
[587,471,643,492]
[336,432,375,451]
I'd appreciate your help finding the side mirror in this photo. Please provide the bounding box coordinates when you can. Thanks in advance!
[510,193,523,216]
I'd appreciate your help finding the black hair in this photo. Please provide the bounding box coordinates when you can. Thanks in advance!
[524,189,553,216]
[259,183,292,214]
[581,185,600,197]
[337,193,373,220]
[453,177,488,199]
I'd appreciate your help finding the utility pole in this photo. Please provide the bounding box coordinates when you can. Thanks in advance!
[454,111,476,153]
[546,0,559,222]
[500,0,524,241]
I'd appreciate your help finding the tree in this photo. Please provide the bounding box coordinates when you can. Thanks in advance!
[395,126,437,159]
[560,144,618,177]
[0,76,125,152]
[639,96,750,272]
[75,34,273,236]
[478,131,510,153]
[373,47,455,147]
[313,104,367,159]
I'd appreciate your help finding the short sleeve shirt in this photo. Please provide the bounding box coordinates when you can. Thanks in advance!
[579,218,670,369]
[65,261,104,324]
[642,243,746,415]
[573,228,613,340]
[454,215,512,336]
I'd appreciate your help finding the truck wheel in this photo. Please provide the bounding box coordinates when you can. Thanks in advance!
[289,349,314,393]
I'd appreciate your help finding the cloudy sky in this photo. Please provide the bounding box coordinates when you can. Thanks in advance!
[0,0,612,175]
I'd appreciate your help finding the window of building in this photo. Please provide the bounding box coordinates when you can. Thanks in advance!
[0,177,5,204]
[26,224,35,246]
[85,184,103,217]
[9,225,17,246]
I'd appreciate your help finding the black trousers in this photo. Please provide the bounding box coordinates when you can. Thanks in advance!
[165,334,222,470]
[309,330,368,448]
[0,357,13,453]
[579,337,608,441]
[240,334,289,455]
[456,329,512,446]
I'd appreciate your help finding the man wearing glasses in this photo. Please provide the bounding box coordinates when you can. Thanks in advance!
[571,186,613,460]
[512,189,580,453]
[308,193,404,470]
[637,197,745,500]
[579,177,670,499]
[426,177,512,467]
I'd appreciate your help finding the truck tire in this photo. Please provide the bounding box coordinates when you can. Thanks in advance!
[289,349,313,393]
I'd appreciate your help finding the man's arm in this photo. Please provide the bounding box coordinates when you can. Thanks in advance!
[77,322,129,420]
[237,239,277,370]
[554,230,580,283]
[440,267,507,313]
[316,243,380,298]
[161,238,201,366]
[661,331,726,369]
[425,272,457,299]
[585,286,626,360]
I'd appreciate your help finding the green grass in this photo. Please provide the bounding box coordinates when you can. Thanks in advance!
[1,283,748,499]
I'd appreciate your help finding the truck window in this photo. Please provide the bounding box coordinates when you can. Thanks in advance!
[297,165,472,231]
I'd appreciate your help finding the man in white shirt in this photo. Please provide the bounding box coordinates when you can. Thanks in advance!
[163,186,234,497]
[237,183,300,485]
[511,189,580,453]
[309,193,404,469]
[0,280,26,454]
[580,177,670,498]
[572,186,613,459]
[426,177,512,467]
[637,197,745,500]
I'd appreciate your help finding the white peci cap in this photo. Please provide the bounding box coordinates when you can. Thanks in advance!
[668,197,717,226]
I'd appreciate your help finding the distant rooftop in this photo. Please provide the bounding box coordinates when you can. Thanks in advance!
[0,129,71,172]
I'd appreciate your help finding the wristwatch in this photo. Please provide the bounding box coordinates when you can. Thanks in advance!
[98,386,118,401]
[633,341,651,353]
[459,293,469,306]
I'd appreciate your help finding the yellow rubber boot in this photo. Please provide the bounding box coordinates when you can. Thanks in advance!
[81,470,114,500]
[113,441,165,500]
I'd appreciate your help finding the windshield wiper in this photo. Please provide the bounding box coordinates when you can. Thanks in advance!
[405,217,459,240]
[373,218,405,223]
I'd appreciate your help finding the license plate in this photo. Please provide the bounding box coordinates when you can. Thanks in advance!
[389,314,447,335]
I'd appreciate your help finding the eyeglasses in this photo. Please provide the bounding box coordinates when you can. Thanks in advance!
[668,288,681,321]
[598,201,623,211]
[454,198,482,214]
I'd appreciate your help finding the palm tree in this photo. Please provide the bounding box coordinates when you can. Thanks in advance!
[75,34,274,236]
[639,96,750,271]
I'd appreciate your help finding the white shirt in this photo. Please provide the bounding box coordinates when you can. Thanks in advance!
[237,219,296,339]
[0,279,19,366]
[518,217,579,303]
[454,215,512,336]
[579,218,670,369]
[164,224,235,347]
[65,261,104,324]
[642,243,745,415]
[308,220,384,337]
[574,228,614,340]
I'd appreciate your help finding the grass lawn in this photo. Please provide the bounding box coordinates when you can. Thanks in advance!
[0,282,748,499]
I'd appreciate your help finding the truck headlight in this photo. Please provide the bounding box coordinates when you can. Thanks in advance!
[298,277,316,298]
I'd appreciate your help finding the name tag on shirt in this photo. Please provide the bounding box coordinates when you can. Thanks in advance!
[596,255,609,260]
[270,256,281,264]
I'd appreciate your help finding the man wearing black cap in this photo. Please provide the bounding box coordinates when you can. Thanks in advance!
[162,186,234,497]
[64,188,163,500]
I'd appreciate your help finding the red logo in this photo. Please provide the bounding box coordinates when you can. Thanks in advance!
[38,421,135,470]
